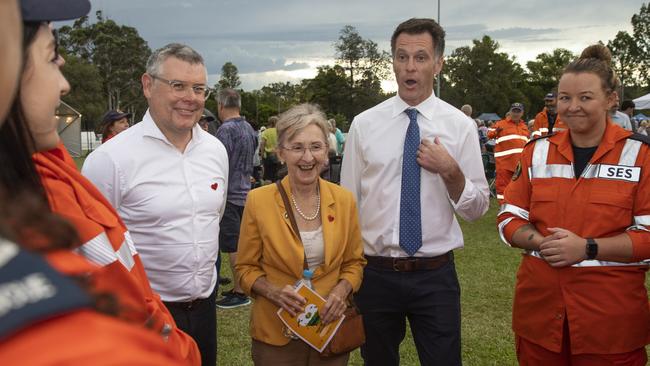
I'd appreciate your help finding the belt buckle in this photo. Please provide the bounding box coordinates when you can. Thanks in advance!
[392,258,416,271]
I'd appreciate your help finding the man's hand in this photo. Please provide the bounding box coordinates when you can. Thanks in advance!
[538,228,585,267]
[417,137,465,202]
[417,138,459,177]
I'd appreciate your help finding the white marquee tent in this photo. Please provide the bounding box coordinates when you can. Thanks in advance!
[634,93,650,110]
[55,101,82,157]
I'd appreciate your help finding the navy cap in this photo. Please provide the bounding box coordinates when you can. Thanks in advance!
[510,102,524,111]
[21,0,91,22]
[544,92,557,100]
[101,110,131,124]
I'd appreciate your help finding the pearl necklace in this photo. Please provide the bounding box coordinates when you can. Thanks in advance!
[291,187,321,221]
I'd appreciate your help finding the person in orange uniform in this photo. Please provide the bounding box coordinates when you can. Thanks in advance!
[531,92,568,138]
[33,143,201,365]
[0,244,187,366]
[0,0,191,364]
[497,44,650,365]
[487,103,529,202]
[0,0,200,364]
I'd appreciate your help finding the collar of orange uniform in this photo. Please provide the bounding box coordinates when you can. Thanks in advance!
[549,118,632,163]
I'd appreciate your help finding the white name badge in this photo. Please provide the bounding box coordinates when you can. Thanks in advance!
[597,164,641,182]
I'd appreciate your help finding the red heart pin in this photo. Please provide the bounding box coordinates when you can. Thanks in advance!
[211,183,218,190]
[328,215,334,222]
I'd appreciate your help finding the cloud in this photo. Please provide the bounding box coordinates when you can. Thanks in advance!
[82,0,640,90]
[485,27,561,42]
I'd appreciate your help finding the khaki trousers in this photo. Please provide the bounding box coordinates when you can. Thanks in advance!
[251,339,349,366]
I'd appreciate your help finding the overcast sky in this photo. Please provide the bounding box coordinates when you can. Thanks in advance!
[80,0,642,91]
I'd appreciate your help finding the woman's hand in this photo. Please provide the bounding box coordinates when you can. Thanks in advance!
[321,280,352,325]
[539,227,586,267]
[267,284,306,317]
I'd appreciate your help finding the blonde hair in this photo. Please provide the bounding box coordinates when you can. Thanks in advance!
[276,104,330,148]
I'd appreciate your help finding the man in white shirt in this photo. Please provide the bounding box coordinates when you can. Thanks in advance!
[82,43,228,366]
[610,92,632,131]
[341,18,489,366]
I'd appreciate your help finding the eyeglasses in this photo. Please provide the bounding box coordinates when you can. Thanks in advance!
[282,143,327,155]
[150,75,211,100]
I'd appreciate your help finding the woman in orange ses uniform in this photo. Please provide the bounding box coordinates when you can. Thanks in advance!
[497,44,650,365]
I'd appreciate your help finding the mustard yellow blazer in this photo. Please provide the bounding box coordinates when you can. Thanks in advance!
[235,177,366,346]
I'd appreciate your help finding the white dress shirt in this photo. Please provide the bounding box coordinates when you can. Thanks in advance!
[82,110,229,301]
[341,94,489,257]
[611,110,633,131]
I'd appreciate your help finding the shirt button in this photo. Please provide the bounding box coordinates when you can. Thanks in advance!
[555,313,563,320]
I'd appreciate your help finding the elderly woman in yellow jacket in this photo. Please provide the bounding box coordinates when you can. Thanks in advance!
[236,103,365,365]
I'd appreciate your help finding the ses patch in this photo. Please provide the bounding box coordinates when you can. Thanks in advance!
[596,164,641,182]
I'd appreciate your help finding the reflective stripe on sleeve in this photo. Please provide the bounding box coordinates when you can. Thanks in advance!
[634,215,650,226]
[498,217,515,247]
[525,250,649,267]
[498,204,529,220]
[496,135,529,144]
[494,148,524,158]
[116,241,135,271]
[75,232,117,267]
[123,231,138,255]
[628,225,650,233]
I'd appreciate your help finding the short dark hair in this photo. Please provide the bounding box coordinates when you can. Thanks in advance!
[621,100,635,111]
[391,18,445,58]
[216,88,241,109]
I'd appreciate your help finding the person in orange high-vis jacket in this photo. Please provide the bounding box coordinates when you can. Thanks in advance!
[487,103,529,202]
[531,92,568,138]
[497,44,650,365]
[33,143,201,366]
[0,245,187,366]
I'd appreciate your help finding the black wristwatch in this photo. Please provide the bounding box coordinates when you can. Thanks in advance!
[586,238,598,260]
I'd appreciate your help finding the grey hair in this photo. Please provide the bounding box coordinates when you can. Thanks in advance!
[216,88,241,109]
[146,43,205,76]
[276,103,330,148]
[460,104,472,116]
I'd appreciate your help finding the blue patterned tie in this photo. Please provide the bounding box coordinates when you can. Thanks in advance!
[400,108,422,256]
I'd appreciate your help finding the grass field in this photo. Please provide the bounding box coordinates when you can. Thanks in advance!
[71,154,646,365]
[216,199,522,366]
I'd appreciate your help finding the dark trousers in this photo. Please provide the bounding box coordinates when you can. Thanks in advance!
[355,255,461,366]
[164,289,217,366]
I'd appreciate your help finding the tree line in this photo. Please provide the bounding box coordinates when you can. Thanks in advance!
[59,4,650,133]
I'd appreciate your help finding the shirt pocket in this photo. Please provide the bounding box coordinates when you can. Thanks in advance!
[586,190,633,231]
[528,183,558,226]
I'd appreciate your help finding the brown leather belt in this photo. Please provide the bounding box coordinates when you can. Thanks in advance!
[365,252,451,272]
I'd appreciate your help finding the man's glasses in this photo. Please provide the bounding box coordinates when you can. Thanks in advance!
[150,75,211,100]
[282,143,327,156]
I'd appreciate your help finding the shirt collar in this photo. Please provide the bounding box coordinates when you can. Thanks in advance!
[141,108,204,147]
[391,93,437,121]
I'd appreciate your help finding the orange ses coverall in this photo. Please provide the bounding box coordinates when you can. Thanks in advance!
[32,143,200,365]
[531,107,568,138]
[497,124,650,357]
[487,117,530,202]
[0,246,185,365]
